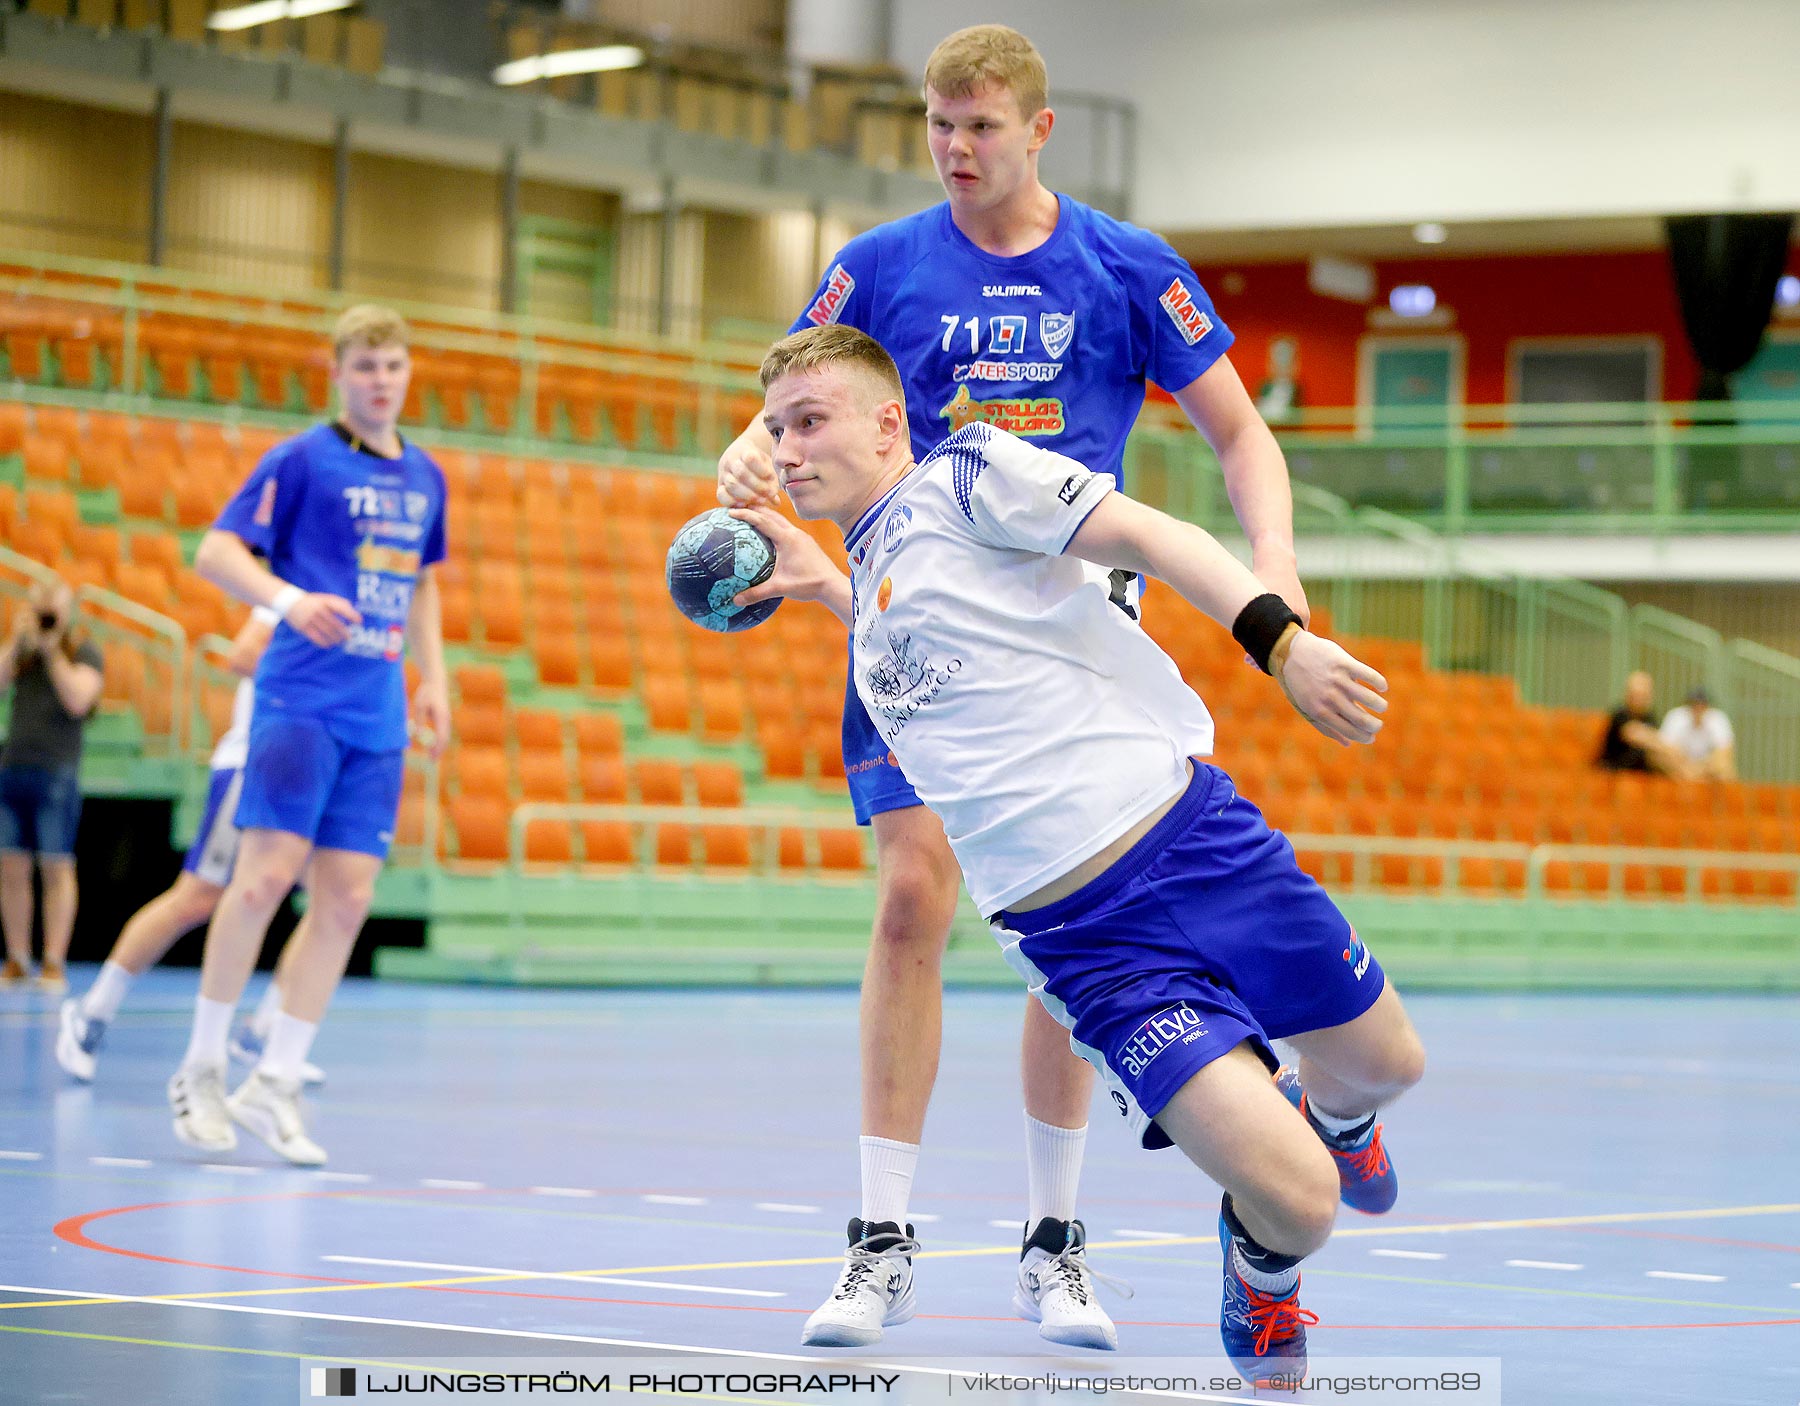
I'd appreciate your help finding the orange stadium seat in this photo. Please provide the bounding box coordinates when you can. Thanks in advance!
[579,756,628,804]
[448,796,509,863]
[572,712,625,757]
[631,759,685,807]
[580,820,634,867]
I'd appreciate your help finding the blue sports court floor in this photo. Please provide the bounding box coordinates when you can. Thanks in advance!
[1,971,1796,1404]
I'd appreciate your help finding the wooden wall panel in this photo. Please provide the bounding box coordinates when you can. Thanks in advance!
[0,93,151,262]
[343,152,502,312]
[164,122,333,290]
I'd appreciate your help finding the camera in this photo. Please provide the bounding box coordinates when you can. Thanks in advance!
[37,611,59,632]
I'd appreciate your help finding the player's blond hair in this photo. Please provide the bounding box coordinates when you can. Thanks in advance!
[331,304,410,361]
[759,325,904,406]
[922,24,1048,118]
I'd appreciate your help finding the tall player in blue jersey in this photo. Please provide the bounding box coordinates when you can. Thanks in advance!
[167,305,449,1166]
[719,26,1398,1350]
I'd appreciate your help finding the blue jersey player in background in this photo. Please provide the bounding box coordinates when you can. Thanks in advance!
[717,25,1370,1354]
[168,304,450,1167]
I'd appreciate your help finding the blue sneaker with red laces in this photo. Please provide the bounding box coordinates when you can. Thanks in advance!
[1276,1065,1398,1214]
[1217,1204,1316,1387]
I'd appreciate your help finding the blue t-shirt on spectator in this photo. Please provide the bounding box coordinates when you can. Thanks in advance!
[213,424,447,753]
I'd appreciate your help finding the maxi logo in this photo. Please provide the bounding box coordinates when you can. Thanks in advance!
[1117,1004,1209,1080]
[987,315,1027,355]
[937,384,1065,436]
[805,263,856,326]
[356,541,422,576]
[1158,278,1214,346]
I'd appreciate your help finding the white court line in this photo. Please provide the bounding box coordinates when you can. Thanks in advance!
[752,1203,819,1214]
[421,1179,485,1191]
[90,1157,153,1169]
[1114,1229,1185,1240]
[1646,1270,1725,1283]
[988,1219,1025,1230]
[199,1164,262,1176]
[1370,1249,1447,1261]
[909,1213,941,1223]
[0,1283,1258,1403]
[1505,1259,1583,1271]
[529,1187,596,1199]
[0,1151,42,1161]
[311,1171,373,1183]
[322,1256,785,1298]
[642,1195,707,1206]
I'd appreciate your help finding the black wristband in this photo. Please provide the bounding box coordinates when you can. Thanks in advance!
[1232,592,1303,675]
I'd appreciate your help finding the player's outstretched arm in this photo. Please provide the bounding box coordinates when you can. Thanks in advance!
[222,609,277,679]
[716,416,780,508]
[194,529,360,649]
[1172,358,1309,624]
[726,506,854,627]
[1066,493,1386,745]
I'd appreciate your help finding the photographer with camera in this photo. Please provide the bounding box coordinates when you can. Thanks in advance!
[0,577,104,994]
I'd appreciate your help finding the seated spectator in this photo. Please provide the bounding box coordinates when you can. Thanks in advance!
[1596,670,1691,777]
[0,578,105,994]
[1659,687,1736,781]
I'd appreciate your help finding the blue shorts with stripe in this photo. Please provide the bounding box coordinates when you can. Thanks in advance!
[841,665,921,825]
[991,762,1385,1150]
[235,712,405,859]
[183,766,246,888]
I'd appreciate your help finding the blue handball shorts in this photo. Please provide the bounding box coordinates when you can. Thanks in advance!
[234,712,406,860]
[0,764,83,857]
[990,763,1386,1151]
[182,766,246,888]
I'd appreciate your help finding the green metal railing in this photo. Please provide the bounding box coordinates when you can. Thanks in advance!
[1136,396,1800,535]
[1125,425,1800,778]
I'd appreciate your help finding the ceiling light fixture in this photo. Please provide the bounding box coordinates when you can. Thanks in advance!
[493,44,646,86]
[208,0,354,32]
[1412,222,1448,245]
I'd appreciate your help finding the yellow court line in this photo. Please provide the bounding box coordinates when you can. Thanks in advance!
[7,1200,1797,1314]
[0,1322,430,1370]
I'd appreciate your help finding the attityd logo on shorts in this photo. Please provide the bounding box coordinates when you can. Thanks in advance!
[1118,1004,1209,1080]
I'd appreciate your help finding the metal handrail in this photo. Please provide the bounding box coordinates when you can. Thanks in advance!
[505,801,857,872]
[1284,831,1800,905]
[71,585,188,755]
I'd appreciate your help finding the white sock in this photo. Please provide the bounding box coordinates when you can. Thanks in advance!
[258,1010,319,1084]
[859,1135,919,1227]
[252,979,284,1034]
[81,961,136,1023]
[1024,1114,1087,1229]
[1232,1241,1302,1296]
[1307,1099,1376,1140]
[182,996,235,1070]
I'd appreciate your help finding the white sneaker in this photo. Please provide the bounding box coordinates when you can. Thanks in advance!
[228,1069,327,1166]
[56,999,107,1082]
[168,1062,238,1153]
[229,1022,326,1087]
[800,1218,919,1347]
[1013,1218,1129,1351]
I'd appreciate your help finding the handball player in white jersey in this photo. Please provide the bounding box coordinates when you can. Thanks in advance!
[734,325,1426,1382]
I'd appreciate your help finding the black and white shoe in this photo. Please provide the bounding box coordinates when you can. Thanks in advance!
[1013,1217,1129,1350]
[800,1218,919,1347]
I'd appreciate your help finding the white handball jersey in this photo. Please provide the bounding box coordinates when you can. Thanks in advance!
[209,678,256,772]
[845,422,1215,914]
[208,608,277,772]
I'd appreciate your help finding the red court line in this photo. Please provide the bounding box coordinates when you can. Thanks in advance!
[49,1191,1800,1334]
